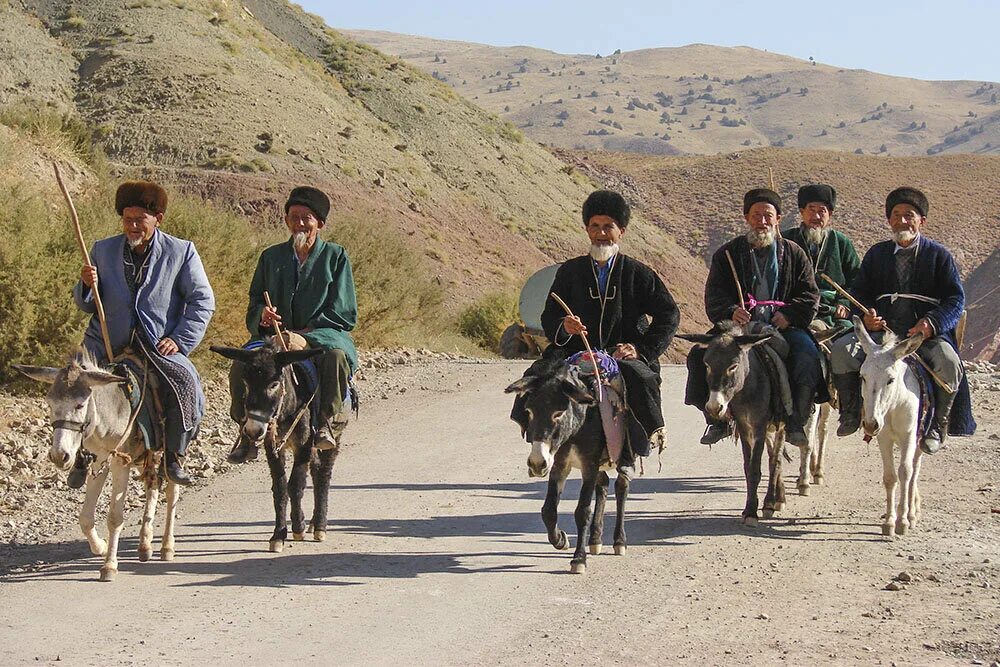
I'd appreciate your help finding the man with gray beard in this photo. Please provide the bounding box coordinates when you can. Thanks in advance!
[686,188,821,445]
[227,186,357,464]
[781,184,860,329]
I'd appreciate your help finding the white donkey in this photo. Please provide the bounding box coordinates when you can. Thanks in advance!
[15,350,179,581]
[852,317,926,538]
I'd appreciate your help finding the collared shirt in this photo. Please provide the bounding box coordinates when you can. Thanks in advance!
[593,253,617,297]
[893,234,921,254]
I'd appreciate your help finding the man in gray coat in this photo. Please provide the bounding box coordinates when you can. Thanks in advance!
[73,181,215,485]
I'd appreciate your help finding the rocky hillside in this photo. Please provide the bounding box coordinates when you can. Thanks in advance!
[347,30,1000,158]
[965,248,1000,363]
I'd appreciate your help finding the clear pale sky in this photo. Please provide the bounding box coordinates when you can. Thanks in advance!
[298,0,999,83]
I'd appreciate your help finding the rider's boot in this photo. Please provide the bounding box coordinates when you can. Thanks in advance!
[921,390,957,454]
[833,372,862,437]
[163,450,193,486]
[700,417,732,445]
[67,448,92,489]
[227,432,258,464]
[785,383,816,447]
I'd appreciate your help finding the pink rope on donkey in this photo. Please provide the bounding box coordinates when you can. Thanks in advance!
[745,295,786,310]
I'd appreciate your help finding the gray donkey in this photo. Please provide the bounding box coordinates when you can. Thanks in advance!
[678,327,787,525]
[211,343,338,552]
[506,358,631,575]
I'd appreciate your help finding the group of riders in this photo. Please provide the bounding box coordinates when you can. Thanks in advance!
[67,177,972,488]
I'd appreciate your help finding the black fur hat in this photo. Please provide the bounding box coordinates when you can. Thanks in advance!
[885,187,928,218]
[285,186,331,222]
[582,190,630,228]
[797,184,837,211]
[743,188,782,215]
[115,181,168,216]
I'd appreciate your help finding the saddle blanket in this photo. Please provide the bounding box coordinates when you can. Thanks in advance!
[566,350,627,465]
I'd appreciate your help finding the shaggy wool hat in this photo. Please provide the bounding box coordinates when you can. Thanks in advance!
[285,186,330,222]
[885,187,929,218]
[797,184,837,211]
[743,188,782,215]
[582,190,630,228]
[115,181,168,216]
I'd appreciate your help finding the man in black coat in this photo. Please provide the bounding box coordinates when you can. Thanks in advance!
[513,190,680,457]
[686,188,821,446]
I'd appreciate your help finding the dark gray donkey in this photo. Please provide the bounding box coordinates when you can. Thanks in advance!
[211,343,337,552]
[506,358,630,575]
[678,327,787,526]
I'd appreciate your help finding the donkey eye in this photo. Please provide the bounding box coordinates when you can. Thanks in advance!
[886,377,894,385]
[727,364,738,374]
[75,403,85,410]
[551,410,565,423]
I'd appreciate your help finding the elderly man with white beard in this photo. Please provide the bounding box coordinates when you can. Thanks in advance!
[685,188,821,446]
[227,186,357,464]
[510,190,680,462]
[830,187,972,452]
[781,184,861,330]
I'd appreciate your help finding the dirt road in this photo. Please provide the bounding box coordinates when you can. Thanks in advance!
[1,361,998,666]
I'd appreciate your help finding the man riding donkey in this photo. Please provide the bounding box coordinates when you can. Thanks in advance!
[830,187,976,452]
[687,188,823,446]
[510,189,681,471]
[71,181,215,486]
[227,186,358,464]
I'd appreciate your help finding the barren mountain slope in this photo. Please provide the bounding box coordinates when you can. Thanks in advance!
[965,248,1000,363]
[347,30,1000,157]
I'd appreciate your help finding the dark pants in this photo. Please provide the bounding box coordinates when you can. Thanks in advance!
[160,386,196,456]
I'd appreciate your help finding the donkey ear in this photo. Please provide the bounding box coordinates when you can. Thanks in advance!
[505,375,538,395]
[813,324,850,345]
[82,370,127,387]
[561,377,597,406]
[676,333,717,346]
[853,316,876,355]
[12,365,60,384]
[274,348,325,367]
[210,345,252,362]
[734,333,773,349]
[889,334,924,361]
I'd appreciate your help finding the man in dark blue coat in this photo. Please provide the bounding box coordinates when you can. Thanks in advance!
[830,187,971,452]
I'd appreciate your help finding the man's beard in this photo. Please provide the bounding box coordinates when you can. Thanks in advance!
[893,229,917,246]
[127,234,146,250]
[746,227,776,249]
[589,242,619,263]
[293,231,312,251]
[801,225,828,245]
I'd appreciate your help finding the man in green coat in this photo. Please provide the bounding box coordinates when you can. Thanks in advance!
[781,184,861,330]
[228,186,358,463]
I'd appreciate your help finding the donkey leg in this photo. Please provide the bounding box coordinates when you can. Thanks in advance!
[811,403,831,485]
[100,462,129,582]
[160,481,179,561]
[588,471,610,555]
[762,432,779,518]
[264,444,289,552]
[878,436,898,538]
[797,437,812,497]
[311,447,338,542]
[739,424,765,525]
[137,479,160,562]
[289,444,312,540]
[895,435,917,536]
[571,465,599,574]
[908,448,924,527]
[80,466,109,557]
[613,467,631,555]
[542,462,571,550]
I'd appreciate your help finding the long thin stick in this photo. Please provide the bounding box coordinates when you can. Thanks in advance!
[819,273,953,393]
[768,167,775,191]
[549,292,602,402]
[724,249,746,310]
[54,162,114,362]
[263,291,289,352]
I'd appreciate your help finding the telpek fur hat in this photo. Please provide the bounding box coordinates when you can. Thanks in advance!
[885,187,928,218]
[115,181,168,216]
[582,190,630,228]
[797,184,837,211]
[285,186,331,222]
[743,188,782,215]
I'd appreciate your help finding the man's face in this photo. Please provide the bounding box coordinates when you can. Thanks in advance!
[745,202,781,231]
[586,214,624,246]
[800,203,831,230]
[285,204,323,243]
[888,204,925,245]
[121,206,161,250]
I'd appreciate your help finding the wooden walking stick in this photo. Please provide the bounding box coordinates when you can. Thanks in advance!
[768,167,776,191]
[54,162,114,362]
[549,292,603,402]
[724,250,746,310]
[818,273,954,393]
[263,291,289,352]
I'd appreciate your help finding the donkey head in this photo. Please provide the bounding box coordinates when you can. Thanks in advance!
[853,316,923,437]
[505,363,596,478]
[14,352,125,470]
[211,344,324,442]
[678,329,772,420]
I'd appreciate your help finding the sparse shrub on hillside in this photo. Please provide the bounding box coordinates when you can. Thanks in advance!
[458,292,518,352]
[0,100,104,167]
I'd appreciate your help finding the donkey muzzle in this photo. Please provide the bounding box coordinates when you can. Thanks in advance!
[862,419,881,437]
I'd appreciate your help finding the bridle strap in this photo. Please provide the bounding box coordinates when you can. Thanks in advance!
[52,419,87,433]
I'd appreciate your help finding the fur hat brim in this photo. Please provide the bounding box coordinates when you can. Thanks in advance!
[885,187,928,218]
[743,188,782,215]
[285,186,330,222]
[797,184,836,211]
[115,181,167,216]
[582,190,630,228]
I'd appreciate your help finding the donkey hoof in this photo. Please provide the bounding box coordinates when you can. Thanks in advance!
[98,566,117,582]
[160,548,175,561]
[613,544,626,556]
[90,540,108,557]
[774,502,785,512]
[292,532,305,541]
[742,516,759,527]
[813,475,825,486]
[554,531,569,551]
[762,509,774,519]
[895,521,909,536]
[588,544,602,556]
[269,540,284,553]
[313,530,326,542]
[881,524,895,538]
[798,485,811,497]
[569,562,586,575]
[138,547,152,563]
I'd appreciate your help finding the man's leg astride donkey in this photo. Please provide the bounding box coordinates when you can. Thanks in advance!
[782,327,822,447]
